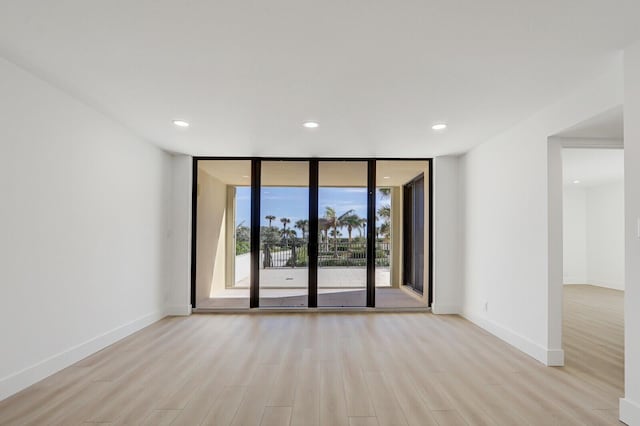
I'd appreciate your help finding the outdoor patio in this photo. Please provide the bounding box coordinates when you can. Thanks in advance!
[203,260,423,309]
[199,287,425,309]
[233,253,391,289]
[234,267,390,289]
[199,249,422,309]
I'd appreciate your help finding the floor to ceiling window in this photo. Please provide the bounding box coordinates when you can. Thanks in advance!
[259,161,309,307]
[317,161,369,307]
[194,159,252,309]
[192,158,432,310]
[375,160,431,308]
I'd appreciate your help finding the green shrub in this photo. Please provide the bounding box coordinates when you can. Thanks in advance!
[376,249,388,258]
[375,259,390,267]
[236,241,250,255]
[320,259,367,267]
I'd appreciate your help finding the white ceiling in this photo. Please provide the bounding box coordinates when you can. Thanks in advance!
[555,106,624,139]
[562,149,624,187]
[1,1,639,157]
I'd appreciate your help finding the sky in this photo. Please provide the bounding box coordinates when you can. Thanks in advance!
[236,186,389,234]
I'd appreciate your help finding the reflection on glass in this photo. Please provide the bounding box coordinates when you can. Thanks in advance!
[259,161,309,307]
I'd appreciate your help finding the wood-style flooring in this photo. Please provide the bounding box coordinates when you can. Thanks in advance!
[0,285,624,425]
[562,285,624,413]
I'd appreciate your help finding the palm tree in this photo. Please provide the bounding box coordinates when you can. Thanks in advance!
[280,217,291,244]
[324,207,354,256]
[294,219,309,240]
[377,205,391,220]
[284,229,298,267]
[265,215,276,227]
[377,205,391,241]
[329,229,342,238]
[358,219,367,238]
[323,207,337,253]
[380,222,390,241]
[318,217,330,251]
[261,226,279,268]
[319,218,329,242]
[340,214,365,245]
[378,187,391,199]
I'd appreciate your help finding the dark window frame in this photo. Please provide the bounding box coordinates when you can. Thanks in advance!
[190,157,434,309]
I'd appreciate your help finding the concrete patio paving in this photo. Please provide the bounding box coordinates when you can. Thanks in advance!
[202,256,415,309]
[233,267,390,289]
[199,287,426,309]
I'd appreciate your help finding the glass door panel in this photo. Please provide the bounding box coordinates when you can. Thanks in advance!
[375,160,429,308]
[195,159,252,309]
[259,161,309,307]
[317,161,368,307]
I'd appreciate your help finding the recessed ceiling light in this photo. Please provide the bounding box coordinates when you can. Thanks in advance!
[242,175,250,178]
[173,120,190,127]
[432,123,447,131]
[303,121,319,129]
[383,176,391,179]
[573,180,581,184]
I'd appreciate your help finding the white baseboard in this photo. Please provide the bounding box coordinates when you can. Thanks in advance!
[0,310,165,402]
[461,310,564,366]
[564,282,625,291]
[432,303,461,314]
[563,277,587,285]
[620,398,640,425]
[587,281,625,291]
[547,349,565,366]
[165,305,192,316]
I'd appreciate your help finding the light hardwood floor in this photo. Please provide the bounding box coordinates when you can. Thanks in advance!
[0,285,624,425]
[562,285,624,415]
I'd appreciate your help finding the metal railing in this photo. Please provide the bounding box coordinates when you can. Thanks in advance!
[261,239,390,268]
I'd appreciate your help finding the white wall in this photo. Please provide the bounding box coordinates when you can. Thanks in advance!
[433,155,462,314]
[563,187,588,284]
[165,154,193,315]
[620,40,640,426]
[459,57,623,366]
[563,181,625,290]
[0,57,172,400]
[586,181,625,290]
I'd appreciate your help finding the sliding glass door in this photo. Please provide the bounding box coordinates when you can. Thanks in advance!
[375,160,430,308]
[259,161,309,307]
[193,159,252,309]
[317,161,369,307]
[192,158,431,310]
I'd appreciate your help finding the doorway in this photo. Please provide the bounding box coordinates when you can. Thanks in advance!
[561,147,625,397]
[546,106,625,413]
[191,157,432,310]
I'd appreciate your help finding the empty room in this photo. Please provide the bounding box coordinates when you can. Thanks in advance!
[563,146,625,412]
[1,1,640,425]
